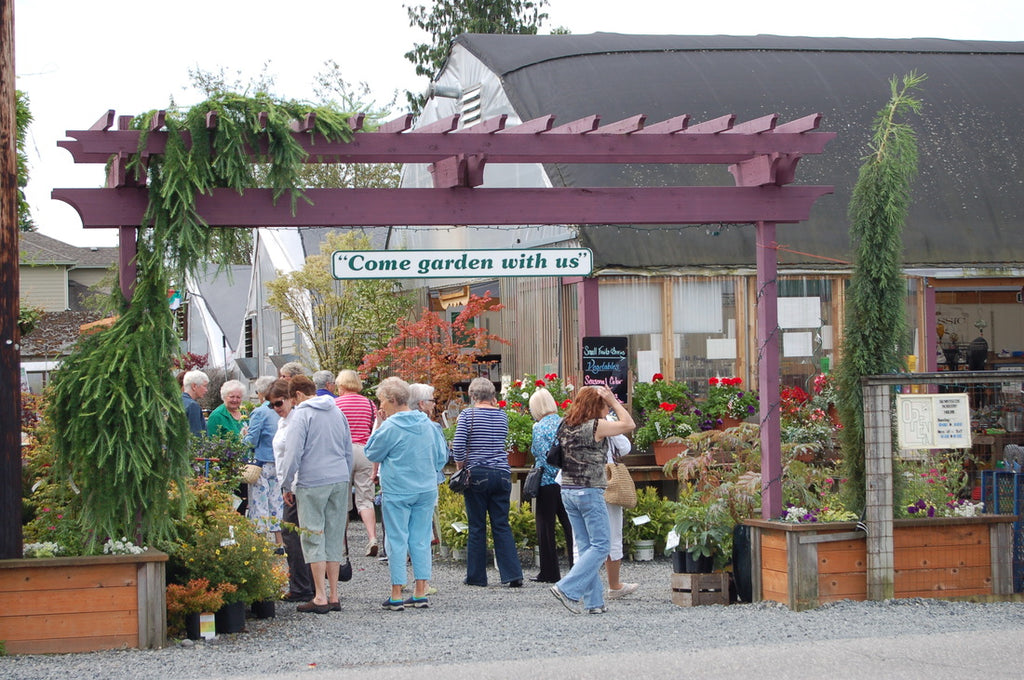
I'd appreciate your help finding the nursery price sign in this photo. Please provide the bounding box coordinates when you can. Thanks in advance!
[582,336,629,403]
[333,249,592,279]
[896,393,972,450]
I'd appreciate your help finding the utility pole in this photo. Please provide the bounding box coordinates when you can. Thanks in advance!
[0,0,23,559]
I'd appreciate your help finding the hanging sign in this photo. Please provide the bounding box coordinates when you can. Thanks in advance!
[896,393,972,450]
[332,249,592,279]
[582,336,629,403]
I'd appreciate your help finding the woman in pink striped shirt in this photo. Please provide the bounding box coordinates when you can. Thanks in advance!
[335,369,379,556]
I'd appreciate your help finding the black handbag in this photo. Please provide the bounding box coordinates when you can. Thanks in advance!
[546,423,564,468]
[339,558,353,582]
[522,466,542,500]
[448,466,471,493]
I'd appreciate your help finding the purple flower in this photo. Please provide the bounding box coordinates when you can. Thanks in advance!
[927,506,935,518]
[907,505,919,514]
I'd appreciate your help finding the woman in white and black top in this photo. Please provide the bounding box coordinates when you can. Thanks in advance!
[451,377,524,587]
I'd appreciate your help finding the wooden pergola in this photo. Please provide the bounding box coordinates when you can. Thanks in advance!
[53,108,835,520]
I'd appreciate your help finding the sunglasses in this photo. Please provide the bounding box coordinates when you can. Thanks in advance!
[271,400,286,408]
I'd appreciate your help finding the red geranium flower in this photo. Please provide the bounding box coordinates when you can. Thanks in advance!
[652,373,664,381]
[708,377,720,386]
[535,379,546,387]
[512,380,522,388]
[497,400,507,408]
[659,402,677,412]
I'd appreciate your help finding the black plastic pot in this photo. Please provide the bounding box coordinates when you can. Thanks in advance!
[250,599,276,619]
[214,600,246,634]
[732,524,753,602]
[672,549,714,573]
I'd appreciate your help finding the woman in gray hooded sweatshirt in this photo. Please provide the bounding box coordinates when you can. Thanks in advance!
[279,375,354,614]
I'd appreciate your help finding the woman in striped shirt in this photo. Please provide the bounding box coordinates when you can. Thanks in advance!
[451,377,524,587]
[335,369,379,557]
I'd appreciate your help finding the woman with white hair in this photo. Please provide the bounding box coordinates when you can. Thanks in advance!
[206,379,248,439]
[366,377,448,610]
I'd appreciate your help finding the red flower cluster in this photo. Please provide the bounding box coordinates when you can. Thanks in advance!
[535,379,546,387]
[652,373,665,381]
[709,376,742,387]
[659,402,677,412]
[497,400,507,408]
[559,399,572,410]
[543,373,558,381]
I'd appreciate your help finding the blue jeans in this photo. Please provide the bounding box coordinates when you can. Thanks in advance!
[557,487,610,609]
[382,490,437,585]
[463,466,523,585]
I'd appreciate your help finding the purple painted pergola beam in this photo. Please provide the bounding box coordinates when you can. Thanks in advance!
[58,127,835,168]
[53,185,833,228]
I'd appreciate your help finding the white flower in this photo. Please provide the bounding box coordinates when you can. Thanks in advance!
[783,506,809,522]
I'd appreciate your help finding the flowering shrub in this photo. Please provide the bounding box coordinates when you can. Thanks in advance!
[633,374,698,449]
[189,431,252,485]
[779,373,842,448]
[896,453,972,519]
[500,373,574,452]
[103,537,146,555]
[697,376,759,428]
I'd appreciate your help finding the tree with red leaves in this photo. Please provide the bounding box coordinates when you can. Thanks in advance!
[359,292,509,411]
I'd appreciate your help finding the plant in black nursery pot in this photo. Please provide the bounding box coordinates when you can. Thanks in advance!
[671,486,732,573]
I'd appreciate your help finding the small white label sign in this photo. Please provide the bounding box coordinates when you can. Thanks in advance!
[897,393,972,450]
[333,249,593,279]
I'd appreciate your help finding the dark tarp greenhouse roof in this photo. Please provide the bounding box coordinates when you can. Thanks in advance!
[454,33,1024,270]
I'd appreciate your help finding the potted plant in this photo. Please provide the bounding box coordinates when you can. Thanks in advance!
[671,487,732,572]
[697,376,759,430]
[437,483,469,559]
[167,482,280,633]
[500,373,574,465]
[623,487,675,560]
[165,578,237,640]
[632,373,699,463]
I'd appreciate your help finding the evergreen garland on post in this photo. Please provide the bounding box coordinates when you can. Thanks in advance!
[837,72,925,514]
[48,92,355,549]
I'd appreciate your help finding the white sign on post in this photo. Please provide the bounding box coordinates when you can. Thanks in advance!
[333,249,593,279]
[896,393,972,450]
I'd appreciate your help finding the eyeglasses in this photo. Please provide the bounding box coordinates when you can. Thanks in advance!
[271,400,286,408]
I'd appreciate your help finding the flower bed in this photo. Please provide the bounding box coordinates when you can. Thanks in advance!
[0,549,167,654]
[743,517,1016,611]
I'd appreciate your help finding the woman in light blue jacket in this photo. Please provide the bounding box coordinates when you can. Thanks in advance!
[365,377,448,610]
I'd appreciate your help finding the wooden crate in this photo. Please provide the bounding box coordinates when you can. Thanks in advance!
[670,572,730,607]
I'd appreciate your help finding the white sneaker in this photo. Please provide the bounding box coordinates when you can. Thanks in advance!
[607,582,639,600]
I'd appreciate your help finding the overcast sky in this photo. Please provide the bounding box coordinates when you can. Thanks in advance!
[14,0,1023,246]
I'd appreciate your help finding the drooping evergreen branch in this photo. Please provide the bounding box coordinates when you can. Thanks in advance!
[838,72,926,514]
[48,93,356,549]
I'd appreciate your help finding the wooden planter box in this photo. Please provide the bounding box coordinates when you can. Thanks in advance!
[744,517,1016,611]
[0,549,167,654]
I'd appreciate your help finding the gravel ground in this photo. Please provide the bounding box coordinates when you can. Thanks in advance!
[3,546,1024,680]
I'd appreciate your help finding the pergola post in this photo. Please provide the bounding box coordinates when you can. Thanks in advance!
[755,220,783,519]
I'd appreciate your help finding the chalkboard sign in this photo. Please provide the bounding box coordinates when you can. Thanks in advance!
[582,336,629,403]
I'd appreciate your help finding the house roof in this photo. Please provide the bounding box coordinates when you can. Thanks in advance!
[19,231,118,268]
[452,33,1024,271]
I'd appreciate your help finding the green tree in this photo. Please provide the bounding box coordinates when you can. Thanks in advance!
[837,72,925,514]
[16,89,34,231]
[403,0,549,112]
[266,231,413,373]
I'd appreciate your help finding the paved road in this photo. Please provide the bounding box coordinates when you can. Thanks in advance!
[268,630,1023,680]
